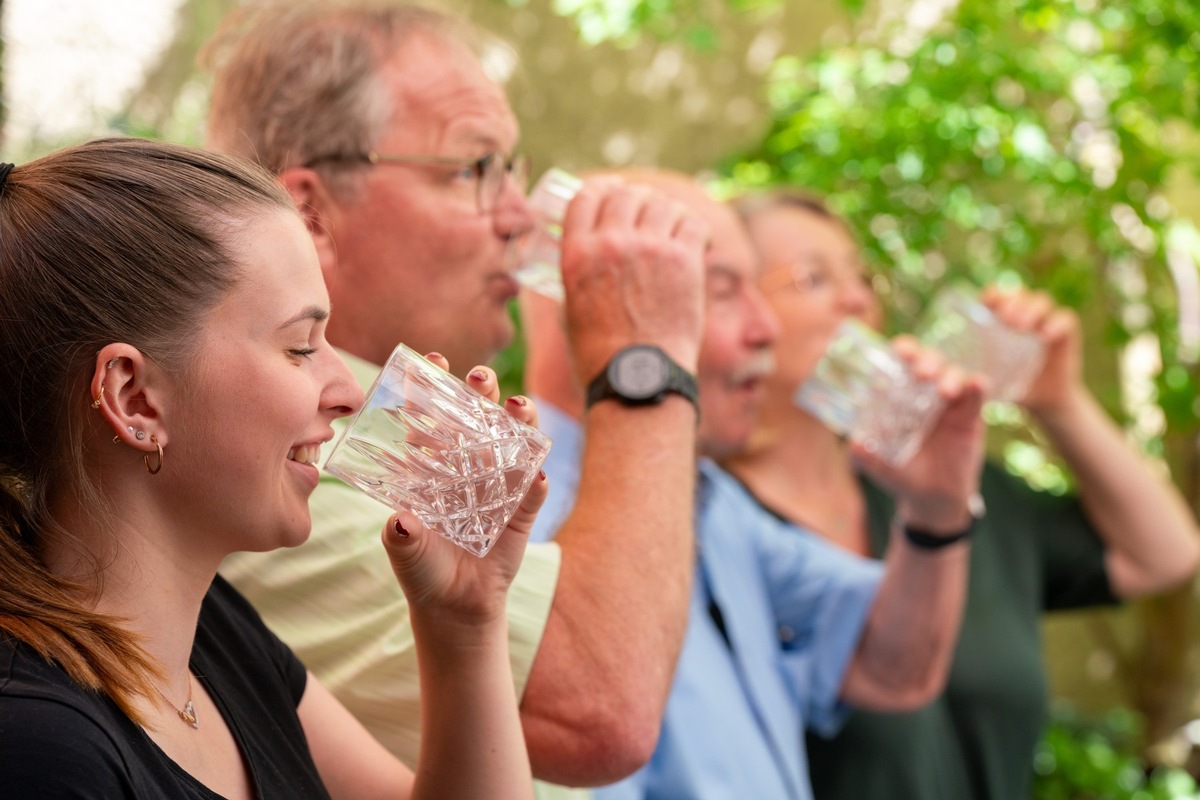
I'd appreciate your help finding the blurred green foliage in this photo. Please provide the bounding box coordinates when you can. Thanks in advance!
[721,0,1200,471]
[1034,707,1198,799]
[522,0,790,49]
[496,306,528,399]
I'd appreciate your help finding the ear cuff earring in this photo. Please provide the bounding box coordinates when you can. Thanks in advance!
[91,359,121,409]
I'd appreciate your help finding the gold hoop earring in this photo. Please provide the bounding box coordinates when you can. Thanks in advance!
[91,385,104,409]
[144,435,164,475]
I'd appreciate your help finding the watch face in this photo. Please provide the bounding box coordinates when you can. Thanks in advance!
[612,347,670,400]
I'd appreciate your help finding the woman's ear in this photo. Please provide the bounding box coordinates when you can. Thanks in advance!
[92,345,166,450]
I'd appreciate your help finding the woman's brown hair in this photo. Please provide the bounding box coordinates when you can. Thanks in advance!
[0,137,292,724]
[731,188,846,230]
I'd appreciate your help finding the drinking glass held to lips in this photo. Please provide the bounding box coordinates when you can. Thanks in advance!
[325,342,552,557]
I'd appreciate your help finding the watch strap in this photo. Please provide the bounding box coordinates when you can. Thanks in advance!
[902,523,973,549]
[898,493,984,550]
[585,345,699,410]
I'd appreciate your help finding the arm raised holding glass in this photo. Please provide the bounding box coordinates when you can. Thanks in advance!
[519,178,710,783]
[982,286,1200,598]
[301,358,548,800]
[838,337,987,710]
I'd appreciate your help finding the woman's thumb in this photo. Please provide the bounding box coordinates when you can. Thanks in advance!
[380,510,429,570]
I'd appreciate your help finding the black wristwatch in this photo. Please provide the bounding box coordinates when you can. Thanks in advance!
[586,345,699,411]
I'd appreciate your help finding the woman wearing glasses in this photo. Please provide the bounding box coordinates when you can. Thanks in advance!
[721,189,1200,800]
[0,137,545,800]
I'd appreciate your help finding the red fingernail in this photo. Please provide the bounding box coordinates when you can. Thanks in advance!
[425,352,443,361]
[468,369,489,382]
[538,470,547,482]
[507,395,528,407]
[393,519,409,538]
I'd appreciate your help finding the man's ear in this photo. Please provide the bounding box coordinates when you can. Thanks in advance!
[278,167,341,275]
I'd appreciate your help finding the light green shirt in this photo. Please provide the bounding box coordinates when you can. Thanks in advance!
[222,350,589,800]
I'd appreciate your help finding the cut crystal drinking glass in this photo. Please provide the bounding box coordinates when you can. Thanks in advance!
[509,168,583,302]
[795,319,944,466]
[325,344,552,556]
[918,283,1045,403]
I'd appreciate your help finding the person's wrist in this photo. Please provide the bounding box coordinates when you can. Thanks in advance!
[1024,383,1092,431]
[409,602,510,646]
[895,492,973,533]
[895,493,984,550]
[585,344,699,412]
[572,337,699,387]
[901,521,973,549]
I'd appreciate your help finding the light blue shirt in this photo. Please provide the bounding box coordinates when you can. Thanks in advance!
[528,402,582,546]
[530,401,884,799]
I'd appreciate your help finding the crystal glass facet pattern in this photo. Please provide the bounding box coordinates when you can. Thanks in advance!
[509,168,583,302]
[918,284,1045,403]
[325,345,553,556]
[794,319,945,466]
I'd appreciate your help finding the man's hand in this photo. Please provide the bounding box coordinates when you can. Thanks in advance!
[560,180,708,383]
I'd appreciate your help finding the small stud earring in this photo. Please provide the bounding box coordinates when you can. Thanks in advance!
[106,357,120,369]
[135,430,146,441]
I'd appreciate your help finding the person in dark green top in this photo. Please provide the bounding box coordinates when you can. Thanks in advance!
[721,189,1200,800]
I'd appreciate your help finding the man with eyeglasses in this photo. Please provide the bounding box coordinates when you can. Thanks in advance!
[206,4,706,798]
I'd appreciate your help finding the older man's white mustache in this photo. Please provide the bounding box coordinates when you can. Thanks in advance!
[727,351,776,387]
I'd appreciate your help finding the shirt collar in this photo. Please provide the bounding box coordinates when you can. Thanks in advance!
[529,397,583,462]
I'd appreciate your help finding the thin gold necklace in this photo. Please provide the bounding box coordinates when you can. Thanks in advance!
[153,672,198,729]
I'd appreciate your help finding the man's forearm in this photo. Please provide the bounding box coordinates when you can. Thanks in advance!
[519,398,697,785]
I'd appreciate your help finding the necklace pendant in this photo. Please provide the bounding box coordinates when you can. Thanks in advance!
[179,700,199,729]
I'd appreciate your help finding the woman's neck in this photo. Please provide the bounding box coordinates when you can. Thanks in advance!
[723,404,871,555]
[45,497,214,677]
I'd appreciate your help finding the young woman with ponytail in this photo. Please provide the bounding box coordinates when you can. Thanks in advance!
[0,137,545,800]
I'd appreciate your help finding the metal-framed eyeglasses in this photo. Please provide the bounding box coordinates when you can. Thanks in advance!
[306,150,529,214]
[760,256,873,296]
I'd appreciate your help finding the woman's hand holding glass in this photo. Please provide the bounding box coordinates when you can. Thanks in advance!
[378,355,549,625]
[851,337,988,533]
[979,286,1083,421]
